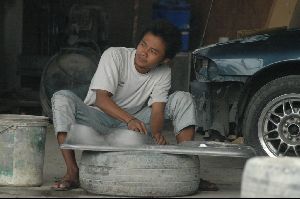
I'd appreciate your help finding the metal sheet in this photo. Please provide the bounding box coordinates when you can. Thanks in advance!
[61,140,256,158]
[61,124,256,158]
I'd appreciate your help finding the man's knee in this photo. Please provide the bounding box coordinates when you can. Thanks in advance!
[169,91,194,105]
[51,90,79,111]
[52,90,76,100]
[51,90,77,104]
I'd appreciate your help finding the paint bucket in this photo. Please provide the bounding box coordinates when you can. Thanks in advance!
[0,114,49,186]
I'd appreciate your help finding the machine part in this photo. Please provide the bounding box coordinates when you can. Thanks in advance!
[243,75,300,157]
[190,80,211,132]
[80,151,200,197]
[191,80,243,138]
[40,47,99,118]
[68,4,108,50]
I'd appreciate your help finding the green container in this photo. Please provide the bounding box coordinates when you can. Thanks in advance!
[0,114,48,186]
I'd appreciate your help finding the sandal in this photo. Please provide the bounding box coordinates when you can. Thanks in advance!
[203,130,228,142]
[199,178,219,191]
[51,178,80,191]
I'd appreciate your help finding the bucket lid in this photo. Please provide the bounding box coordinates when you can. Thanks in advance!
[0,114,49,126]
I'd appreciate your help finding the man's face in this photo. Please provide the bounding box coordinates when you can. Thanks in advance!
[134,32,169,74]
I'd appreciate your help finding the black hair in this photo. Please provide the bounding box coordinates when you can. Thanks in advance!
[138,20,182,59]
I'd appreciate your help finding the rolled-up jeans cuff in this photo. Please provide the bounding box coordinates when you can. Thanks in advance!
[54,124,71,137]
[174,122,197,136]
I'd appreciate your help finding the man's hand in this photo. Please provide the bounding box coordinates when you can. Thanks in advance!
[96,90,145,132]
[153,133,167,145]
[150,102,167,145]
[127,118,147,134]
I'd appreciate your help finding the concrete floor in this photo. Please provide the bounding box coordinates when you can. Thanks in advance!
[0,124,248,198]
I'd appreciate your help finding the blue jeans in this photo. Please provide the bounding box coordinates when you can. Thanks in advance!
[51,90,197,137]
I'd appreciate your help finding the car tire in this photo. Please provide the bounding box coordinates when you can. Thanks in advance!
[241,157,300,198]
[243,75,300,156]
[79,151,200,197]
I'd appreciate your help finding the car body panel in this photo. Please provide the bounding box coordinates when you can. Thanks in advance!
[191,28,300,156]
[193,28,300,78]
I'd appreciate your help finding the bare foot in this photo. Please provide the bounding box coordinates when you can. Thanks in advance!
[52,174,80,191]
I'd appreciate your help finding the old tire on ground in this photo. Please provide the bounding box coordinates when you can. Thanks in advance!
[241,157,300,198]
[79,151,200,197]
[243,75,300,157]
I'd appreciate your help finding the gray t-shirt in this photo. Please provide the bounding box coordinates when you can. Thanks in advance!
[84,47,171,114]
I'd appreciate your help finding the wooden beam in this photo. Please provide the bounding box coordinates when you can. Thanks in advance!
[289,0,300,28]
[265,0,298,28]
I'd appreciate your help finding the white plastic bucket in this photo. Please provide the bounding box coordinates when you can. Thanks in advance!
[0,114,49,186]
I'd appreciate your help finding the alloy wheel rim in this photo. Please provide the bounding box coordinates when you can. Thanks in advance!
[258,94,300,157]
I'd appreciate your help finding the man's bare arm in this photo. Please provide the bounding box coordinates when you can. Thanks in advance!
[151,102,167,145]
[95,89,147,134]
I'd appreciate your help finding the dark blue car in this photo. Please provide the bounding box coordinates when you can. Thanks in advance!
[191,27,300,157]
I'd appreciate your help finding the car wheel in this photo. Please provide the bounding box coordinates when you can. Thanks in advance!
[243,75,300,157]
[79,151,200,197]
